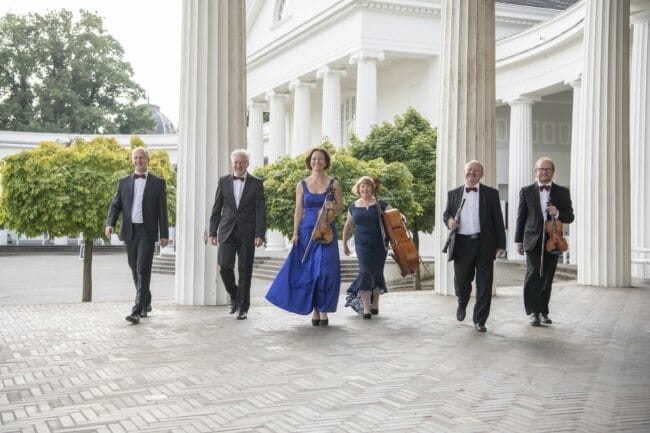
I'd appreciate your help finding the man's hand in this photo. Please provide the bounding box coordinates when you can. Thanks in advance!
[210,236,219,246]
[160,238,169,247]
[547,204,558,217]
[496,248,505,257]
[516,244,524,255]
[447,219,458,231]
[105,226,114,239]
[255,237,264,248]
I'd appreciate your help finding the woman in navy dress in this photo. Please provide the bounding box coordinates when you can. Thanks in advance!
[265,148,345,326]
[342,176,391,319]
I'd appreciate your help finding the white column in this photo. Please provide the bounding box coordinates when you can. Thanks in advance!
[568,77,582,266]
[426,56,440,129]
[0,229,8,246]
[289,80,316,156]
[247,100,266,170]
[176,0,246,306]
[435,0,496,296]
[507,98,535,261]
[265,90,290,251]
[317,66,347,147]
[578,0,631,287]
[349,50,384,140]
[631,10,650,278]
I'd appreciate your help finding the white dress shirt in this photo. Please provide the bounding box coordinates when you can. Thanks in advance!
[233,174,246,209]
[131,172,147,223]
[458,184,481,235]
[538,182,557,219]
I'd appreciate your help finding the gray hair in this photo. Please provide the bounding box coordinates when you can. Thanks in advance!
[231,149,250,162]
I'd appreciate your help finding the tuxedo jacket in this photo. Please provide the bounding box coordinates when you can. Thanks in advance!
[209,173,266,243]
[106,173,169,242]
[514,182,574,252]
[443,184,506,261]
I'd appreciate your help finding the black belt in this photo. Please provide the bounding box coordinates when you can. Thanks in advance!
[457,233,480,240]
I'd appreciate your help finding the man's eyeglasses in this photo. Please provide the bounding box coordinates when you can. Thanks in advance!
[536,168,553,172]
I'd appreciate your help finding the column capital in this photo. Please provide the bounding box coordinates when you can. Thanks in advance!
[247,100,267,110]
[317,66,348,79]
[265,90,290,102]
[507,96,539,106]
[349,50,385,65]
[631,9,650,24]
[289,80,316,92]
[565,75,582,89]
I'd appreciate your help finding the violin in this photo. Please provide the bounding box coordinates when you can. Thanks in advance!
[545,203,568,255]
[311,187,336,245]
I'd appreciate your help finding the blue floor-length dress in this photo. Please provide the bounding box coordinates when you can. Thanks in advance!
[265,179,341,314]
[344,200,389,314]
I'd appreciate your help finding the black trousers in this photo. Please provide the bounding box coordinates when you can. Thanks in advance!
[218,235,255,312]
[453,235,494,326]
[125,224,155,316]
[523,241,559,316]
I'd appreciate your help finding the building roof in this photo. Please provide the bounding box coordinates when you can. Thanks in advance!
[146,104,176,134]
[496,0,579,10]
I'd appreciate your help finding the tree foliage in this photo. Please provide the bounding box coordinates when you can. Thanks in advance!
[349,108,437,236]
[0,138,176,301]
[253,142,419,238]
[0,9,154,134]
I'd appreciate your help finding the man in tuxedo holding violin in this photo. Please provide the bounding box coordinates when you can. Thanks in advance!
[209,149,266,320]
[515,157,574,327]
[443,160,506,333]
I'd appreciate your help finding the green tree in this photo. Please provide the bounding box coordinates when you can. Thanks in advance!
[0,9,154,134]
[349,108,437,289]
[253,142,419,239]
[0,138,175,301]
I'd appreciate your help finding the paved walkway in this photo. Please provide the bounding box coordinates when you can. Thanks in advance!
[1,254,649,432]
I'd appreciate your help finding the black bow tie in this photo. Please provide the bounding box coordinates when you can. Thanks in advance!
[539,185,550,192]
[233,176,245,181]
[465,187,477,193]
[134,174,146,179]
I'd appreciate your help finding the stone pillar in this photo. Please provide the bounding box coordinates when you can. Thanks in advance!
[265,90,290,251]
[568,77,582,266]
[507,98,535,261]
[247,100,266,170]
[349,50,384,140]
[290,80,316,156]
[631,10,650,278]
[0,229,7,246]
[318,67,347,147]
[435,0,496,296]
[578,0,631,287]
[176,0,246,306]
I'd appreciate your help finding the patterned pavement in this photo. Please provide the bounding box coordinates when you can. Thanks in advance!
[1,254,649,432]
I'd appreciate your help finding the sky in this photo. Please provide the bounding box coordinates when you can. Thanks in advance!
[0,0,182,126]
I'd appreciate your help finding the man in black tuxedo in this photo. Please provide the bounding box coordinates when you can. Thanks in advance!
[209,149,266,320]
[515,157,574,326]
[443,160,506,332]
[106,147,169,324]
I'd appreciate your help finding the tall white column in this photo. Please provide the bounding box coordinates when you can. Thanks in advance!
[317,67,347,147]
[247,101,265,170]
[435,0,496,295]
[631,10,650,278]
[507,98,535,261]
[176,0,246,306]
[568,77,582,266]
[265,90,290,251]
[349,50,384,140]
[290,80,316,156]
[578,0,631,287]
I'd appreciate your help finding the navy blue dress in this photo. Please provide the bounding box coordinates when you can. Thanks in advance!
[344,199,389,314]
[265,179,341,314]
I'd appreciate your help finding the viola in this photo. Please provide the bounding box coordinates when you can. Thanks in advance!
[311,187,336,245]
[545,211,568,255]
[381,208,419,277]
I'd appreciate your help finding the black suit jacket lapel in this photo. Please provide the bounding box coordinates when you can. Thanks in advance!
[126,176,135,215]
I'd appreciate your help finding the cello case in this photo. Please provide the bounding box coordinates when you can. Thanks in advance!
[382,208,419,277]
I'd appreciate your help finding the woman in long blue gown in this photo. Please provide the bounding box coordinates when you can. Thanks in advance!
[265,148,345,326]
[342,177,391,319]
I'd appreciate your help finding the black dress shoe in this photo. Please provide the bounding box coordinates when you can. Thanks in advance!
[229,304,238,314]
[363,313,372,320]
[474,323,486,332]
[237,311,247,320]
[311,318,320,326]
[125,314,140,324]
[529,313,541,327]
[370,308,379,315]
[541,314,552,324]
[319,319,329,326]
[456,306,466,322]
